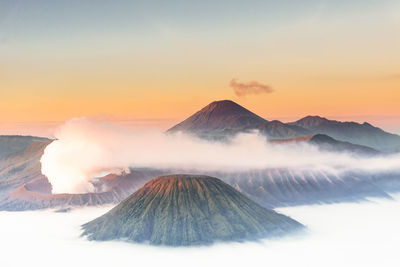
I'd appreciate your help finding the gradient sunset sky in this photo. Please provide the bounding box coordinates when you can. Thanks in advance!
[1,0,400,135]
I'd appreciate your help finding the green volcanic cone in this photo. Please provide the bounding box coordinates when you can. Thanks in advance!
[82,175,303,246]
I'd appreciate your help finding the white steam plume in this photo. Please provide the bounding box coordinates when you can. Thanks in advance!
[41,117,400,194]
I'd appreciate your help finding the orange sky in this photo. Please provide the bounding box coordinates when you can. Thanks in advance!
[1,1,400,135]
[2,75,399,123]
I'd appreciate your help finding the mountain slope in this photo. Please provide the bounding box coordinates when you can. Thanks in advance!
[0,136,52,197]
[290,116,400,152]
[308,134,379,155]
[167,100,309,139]
[0,135,168,211]
[0,169,164,211]
[249,120,312,139]
[82,175,303,246]
[0,135,50,158]
[270,134,379,155]
[0,121,396,212]
[168,100,400,151]
[167,100,266,135]
[215,169,393,208]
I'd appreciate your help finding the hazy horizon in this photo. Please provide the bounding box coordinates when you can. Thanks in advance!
[1,0,400,126]
[1,112,400,138]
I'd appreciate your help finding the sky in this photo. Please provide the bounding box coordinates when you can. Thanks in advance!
[1,0,400,134]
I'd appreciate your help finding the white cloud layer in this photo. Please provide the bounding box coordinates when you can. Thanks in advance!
[41,117,400,194]
[1,195,400,267]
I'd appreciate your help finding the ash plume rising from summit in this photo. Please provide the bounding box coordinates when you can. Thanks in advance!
[40,117,400,194]
[230,79,273,97]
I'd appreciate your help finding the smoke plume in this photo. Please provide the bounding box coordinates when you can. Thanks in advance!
[41,117,400,194]
[230,79,273,97]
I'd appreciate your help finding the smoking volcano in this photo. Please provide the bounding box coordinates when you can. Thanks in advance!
[82,175,303,246]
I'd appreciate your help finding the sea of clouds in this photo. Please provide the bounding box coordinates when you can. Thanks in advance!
[1,195,400,267]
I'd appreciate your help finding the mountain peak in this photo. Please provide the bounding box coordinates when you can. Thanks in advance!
[167,100,267,136]
[82,174,303,246]
[198,99,264,118]
[208,99,240,106]
[292,115,330,128]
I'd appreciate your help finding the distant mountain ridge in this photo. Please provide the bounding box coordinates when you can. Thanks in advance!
[167,100,312,140]
[290,116,400,152]
[270,134,379,156]
[0,133,398,211]
[308,134,380,155]
[1,100,400,211]
[168,100,400,152]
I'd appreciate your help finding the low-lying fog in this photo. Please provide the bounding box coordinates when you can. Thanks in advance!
[1,195,400,267]
[41,118,400,194]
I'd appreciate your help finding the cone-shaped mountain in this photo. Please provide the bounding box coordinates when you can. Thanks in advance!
[167,100,400,151]
[82,175,303,246]
[167,100,267,137]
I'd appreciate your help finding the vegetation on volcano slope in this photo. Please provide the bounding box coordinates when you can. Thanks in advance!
[82,175,303,246]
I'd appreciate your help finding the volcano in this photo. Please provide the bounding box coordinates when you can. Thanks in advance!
[166,100,312,140]
[167,100,267,139]
[167,100,400,151]
[82,175,303,246]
